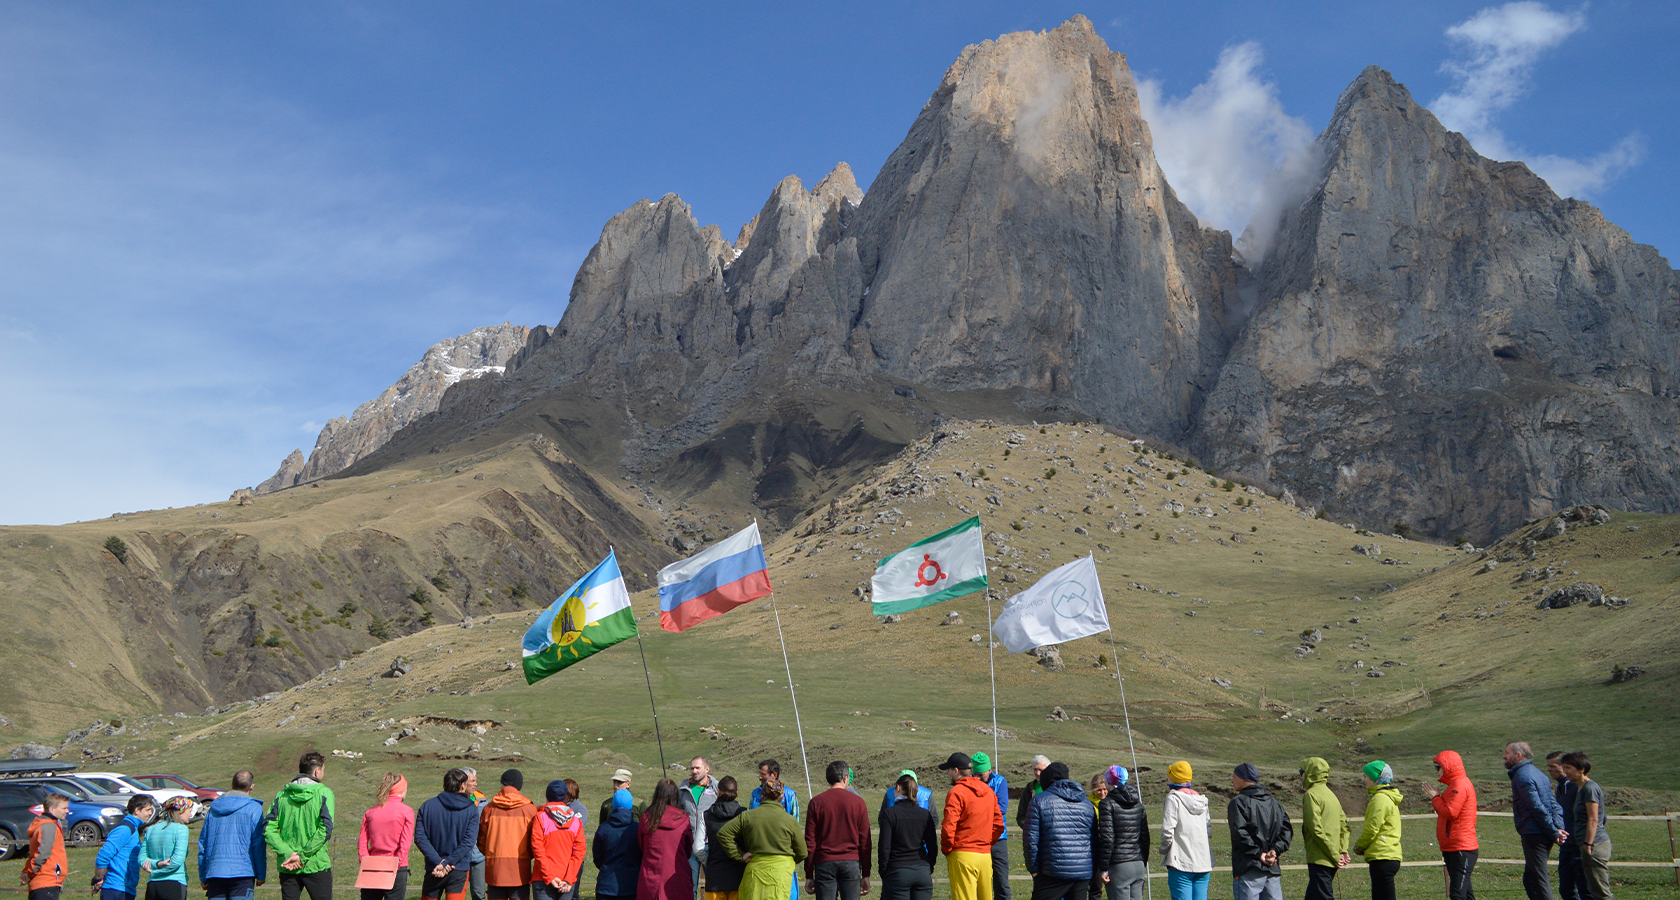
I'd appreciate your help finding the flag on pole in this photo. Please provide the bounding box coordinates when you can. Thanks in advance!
[657,522,773,632]
[521,550,637,684]
[992,555,1109,653]
[871,516,988,615]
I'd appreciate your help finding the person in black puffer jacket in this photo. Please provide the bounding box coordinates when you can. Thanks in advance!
[703,778,746,898]
[1095,767,1149,900]
[1023,762,1094,900]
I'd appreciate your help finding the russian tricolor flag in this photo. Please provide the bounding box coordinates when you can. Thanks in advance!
[657,522,774,632]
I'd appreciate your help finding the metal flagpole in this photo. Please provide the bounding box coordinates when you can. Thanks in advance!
[770,594,814,805]
[1104,620,1150,900]
[986,587,998,762]
[616,545,667,772]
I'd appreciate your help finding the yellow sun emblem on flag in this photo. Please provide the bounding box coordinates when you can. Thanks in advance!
[550,594,597,661]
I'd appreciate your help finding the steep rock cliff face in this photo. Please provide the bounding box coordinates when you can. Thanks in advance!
[257,324,530,493]
[411,17,1240,519]
[1194,68,1680,539]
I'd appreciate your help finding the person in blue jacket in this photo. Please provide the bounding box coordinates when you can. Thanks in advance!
[1023,762,1094,900]
[93,795,155,900]
[1504,741,1570,900]
[592,789,642,900]
[199,771,268,900]
[415,769,482,900]
[878,771,933,814]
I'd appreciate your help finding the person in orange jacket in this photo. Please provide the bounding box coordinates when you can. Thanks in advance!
[530,781,586,900]
[480,770,540,900]
[938,754,1004,900]
[23,792,71,900]
[1424,751,1479,900]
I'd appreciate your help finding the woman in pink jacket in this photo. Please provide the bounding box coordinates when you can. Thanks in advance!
[360,773,417,900]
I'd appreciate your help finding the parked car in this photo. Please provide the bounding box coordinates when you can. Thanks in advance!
[7,777,132,809]
[130,774,221,802]
[0,781,124,846]
[79,772,202,806]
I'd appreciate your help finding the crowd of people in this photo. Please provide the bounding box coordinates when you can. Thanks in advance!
[15,742,1615,900]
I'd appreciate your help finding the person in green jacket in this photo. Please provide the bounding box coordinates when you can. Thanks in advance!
[263,751,337,900]
[1353,762,1402,900]
[139,797,196,900]
[716,783,808,900]
[1299,758,1349,900]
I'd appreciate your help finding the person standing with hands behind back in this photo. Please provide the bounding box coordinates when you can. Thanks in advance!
[264,751,336,900]
[1226,764,1290,900]
[416,769,483,900]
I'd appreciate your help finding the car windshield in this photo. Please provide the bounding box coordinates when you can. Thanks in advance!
[117,776,153,791]
[42,782,90,801]
[85,778,130,793]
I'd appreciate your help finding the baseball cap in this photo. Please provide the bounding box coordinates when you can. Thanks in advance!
[937,752,972,771]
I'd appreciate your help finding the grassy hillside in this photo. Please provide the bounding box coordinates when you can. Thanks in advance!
[30,421,1675,822]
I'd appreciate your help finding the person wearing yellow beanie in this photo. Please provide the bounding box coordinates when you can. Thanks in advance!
[1160,763,1210,900]
[1167,762,1193,787]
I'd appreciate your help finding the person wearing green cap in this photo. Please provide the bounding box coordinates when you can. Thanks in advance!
[879,772,932,815]
[1298,759,1349,900]
[971,753,1011,900]
[1353,762,1402,900]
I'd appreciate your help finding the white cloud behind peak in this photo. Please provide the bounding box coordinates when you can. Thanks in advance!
[1431,1,1644,198]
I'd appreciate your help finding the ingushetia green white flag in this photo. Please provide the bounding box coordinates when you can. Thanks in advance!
[871,516,988,615]
[992,555,1109,653]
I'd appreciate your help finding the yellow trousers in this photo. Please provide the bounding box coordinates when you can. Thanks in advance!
[947,850,993,900]
[739,854,796,900]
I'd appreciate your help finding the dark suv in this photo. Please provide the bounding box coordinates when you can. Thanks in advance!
[0,782,49,860]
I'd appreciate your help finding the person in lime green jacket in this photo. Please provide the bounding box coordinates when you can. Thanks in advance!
[1299,758,1349,900]
[263,751,337,900]
[1353,762,1402,900]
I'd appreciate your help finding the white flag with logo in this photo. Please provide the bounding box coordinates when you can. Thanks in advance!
[872,516,988,615]
[992,555,1109,653]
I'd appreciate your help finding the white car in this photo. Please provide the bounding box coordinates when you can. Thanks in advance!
[77,772,200,812]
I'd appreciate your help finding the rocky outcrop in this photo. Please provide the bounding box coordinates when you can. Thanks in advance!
[257,324,529,493]
[1193,67,1679,540]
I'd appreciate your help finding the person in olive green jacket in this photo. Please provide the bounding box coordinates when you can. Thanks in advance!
[1299,758,1349,900]
[716,783,807,900]
[263,752,337,900]
[1353,762,1402,900]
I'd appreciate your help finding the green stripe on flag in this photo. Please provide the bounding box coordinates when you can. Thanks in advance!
[875,516,982,569]
[872,574,989,614]
[522,605,637,683]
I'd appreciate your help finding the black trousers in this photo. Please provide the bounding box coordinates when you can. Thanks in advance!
[880,866,932,900]
[1304,864,1337,900]
[145,884,187,900]
[30,889,63,900]
[814,860,862,900]
[1367,860,1400,900]
[280,870,333,900]
[1556,844,1581,900]
[361,868,410,900]
[1445,849,1479,900]
[992,840,1012,900]
[1520,834,1556,900]
[1032,877,1087,900]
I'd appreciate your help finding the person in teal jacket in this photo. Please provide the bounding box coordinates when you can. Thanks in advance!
[1353,762,1402,900]
[140,797,196,900]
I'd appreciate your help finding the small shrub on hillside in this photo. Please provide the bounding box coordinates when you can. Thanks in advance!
[1222,481,1236,492]
[1152,532,1161,541]
[1392,522,1412,538]
[419,609,435,627]
[1251,525,1258,532]
[1044,468,1057,479]
[1011,521,1023,531]
[309,580,325,590]
[510,580,532,601]
[1003,448,1011,457]
[103,536,129,564]
[1039,427,1047,434]
[1127,476,1136,485]
[429,571,453,592]
[338,601,358,616]
[1164,472,1176,480]
[409,586,431,605]
[367,616,392,640]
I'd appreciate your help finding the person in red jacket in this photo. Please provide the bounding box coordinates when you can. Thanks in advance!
[1424,751,1479,900]
[637,780,695,900]
[23,792,71,900]
[531,781,586,900]
[360,774,416,900]
[481,771,540,900]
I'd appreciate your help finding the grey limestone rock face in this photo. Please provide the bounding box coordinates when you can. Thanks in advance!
[255,323,529,493]
[1194,67,1680,541]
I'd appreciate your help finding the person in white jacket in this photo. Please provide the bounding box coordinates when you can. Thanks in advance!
[1159,762,1212,900]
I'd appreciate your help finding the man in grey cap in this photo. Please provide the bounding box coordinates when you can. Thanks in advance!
[1228,764,1291,900]
[599,769,638,823]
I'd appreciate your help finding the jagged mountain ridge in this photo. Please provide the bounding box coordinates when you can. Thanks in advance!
[256,324,531,493]
[351,18,1673,542]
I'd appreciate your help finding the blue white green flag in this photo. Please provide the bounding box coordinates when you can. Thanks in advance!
[522,550,637,684]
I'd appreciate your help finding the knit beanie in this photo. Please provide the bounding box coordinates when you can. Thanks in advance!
[1233,763,1261,784]
[970,752,992,775]
[1040,762,1069,788]
[546,780,568,803]
[501,769,524,790]
[612,788,634,810]
[1105,765,1129,788]
[1167,761,1193,785]
[1363,760,1394,784]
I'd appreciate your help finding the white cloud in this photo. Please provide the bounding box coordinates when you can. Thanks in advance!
[301,422,322,434]
[1137,42,1320,263]
[1430,2,1643,197]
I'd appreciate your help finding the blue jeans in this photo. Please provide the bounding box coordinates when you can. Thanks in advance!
[1165,868,1208,900]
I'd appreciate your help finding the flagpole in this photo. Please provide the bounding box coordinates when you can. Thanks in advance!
[770,593,814,806]
[985,589,999,764]
[618,545,667,773]
[1100,557,1149,900]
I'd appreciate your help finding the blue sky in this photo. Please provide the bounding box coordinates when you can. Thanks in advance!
[2,1,1674,526]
